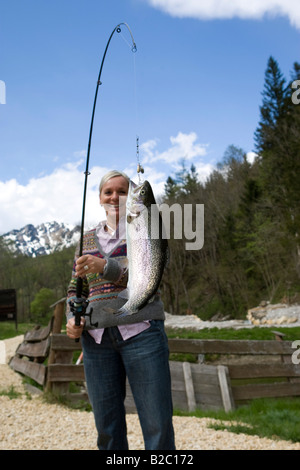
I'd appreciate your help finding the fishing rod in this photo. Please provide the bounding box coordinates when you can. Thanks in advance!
[69,23,137,338]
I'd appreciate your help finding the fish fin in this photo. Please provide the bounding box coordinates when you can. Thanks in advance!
[148,295,156,304]
[114,310,128,318]
[118,288,129,300]
[102,306,127,316]
[114,306,140,317]
[103,307,117,314]
[103,295,138,317]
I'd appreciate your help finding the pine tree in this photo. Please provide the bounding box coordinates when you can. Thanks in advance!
[255,57,300,279]
[164,176,178,199]
[254,56,288,153]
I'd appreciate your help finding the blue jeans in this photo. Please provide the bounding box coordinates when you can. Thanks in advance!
[81,320,176,450]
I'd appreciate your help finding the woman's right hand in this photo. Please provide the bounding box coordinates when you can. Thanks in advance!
[66,316,85,339]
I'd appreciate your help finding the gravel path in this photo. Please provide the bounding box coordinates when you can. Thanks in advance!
[1,364,300,450]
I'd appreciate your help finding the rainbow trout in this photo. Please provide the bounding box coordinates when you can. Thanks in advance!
[115,180,168,317]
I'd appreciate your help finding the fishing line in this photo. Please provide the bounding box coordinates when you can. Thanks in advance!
[119,30,136,52]
[120,27,144,183]
[131,43,144,183]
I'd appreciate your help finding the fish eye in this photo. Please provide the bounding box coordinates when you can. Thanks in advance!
[140,189,145,195]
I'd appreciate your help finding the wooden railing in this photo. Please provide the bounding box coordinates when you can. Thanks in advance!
[168,337,300,403]
[47,334,235,413]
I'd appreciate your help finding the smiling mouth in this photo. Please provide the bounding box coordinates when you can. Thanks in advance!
[104,203,127,211]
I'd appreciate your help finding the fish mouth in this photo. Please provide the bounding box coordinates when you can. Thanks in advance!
[129,180,143,194]
[127,180,146,213]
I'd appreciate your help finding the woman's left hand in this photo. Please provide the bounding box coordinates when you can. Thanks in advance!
[76,254,106,277]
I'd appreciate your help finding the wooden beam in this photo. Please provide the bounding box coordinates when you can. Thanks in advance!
[16,337,50,359]
[47,364,85,382]
[51,334,294,356]
[182,362,196,412]
[232,382,300,401]
[217,365,235,412]
[24,317,54,342]
[168,338,294,355]
[228,363,300,379]
[51,334,82,351]
[9,356,46,386]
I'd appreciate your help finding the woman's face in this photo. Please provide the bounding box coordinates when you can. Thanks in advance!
[100,175,129,222]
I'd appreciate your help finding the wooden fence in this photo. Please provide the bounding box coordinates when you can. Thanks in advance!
[9,299,65,388]
[9,299,300,413]
[47,334,235,413]
[9,318,53,386]
[168,336,300,404]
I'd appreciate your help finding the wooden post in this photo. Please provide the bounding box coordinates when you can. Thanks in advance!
[51,298,66,334]
[271,330,286,342]
[182,362,196,412]
[217,365,235,412]
[47,299,66,366]
[46,298,71,392]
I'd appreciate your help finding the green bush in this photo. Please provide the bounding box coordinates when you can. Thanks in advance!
[30,287,56,323]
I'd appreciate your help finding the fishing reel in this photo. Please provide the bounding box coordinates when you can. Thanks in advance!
[69,297,98,342]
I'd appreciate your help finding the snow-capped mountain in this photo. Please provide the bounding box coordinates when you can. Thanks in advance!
[1,222,81,257]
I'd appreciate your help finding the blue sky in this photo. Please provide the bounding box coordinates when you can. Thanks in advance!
[0,0,299,234]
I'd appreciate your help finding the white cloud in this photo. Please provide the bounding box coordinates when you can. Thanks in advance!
[145,0,300,29]
[246,151,258,164]
[0,156,171,234]
[194,161,216,183]
[140,131,208,168]
[0,161,109,235]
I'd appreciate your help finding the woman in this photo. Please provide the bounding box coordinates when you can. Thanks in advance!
[66,170,175,451]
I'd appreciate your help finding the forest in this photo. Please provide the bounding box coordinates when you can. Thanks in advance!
[1,56,300,323]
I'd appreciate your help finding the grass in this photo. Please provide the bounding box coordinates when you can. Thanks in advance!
[0,321,36,340]
[174,397,300,443]
[42,388,92,412]
[166,325,300,341]
[0,385,23,399]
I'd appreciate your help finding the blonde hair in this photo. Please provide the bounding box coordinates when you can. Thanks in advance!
[99,170,130,194]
